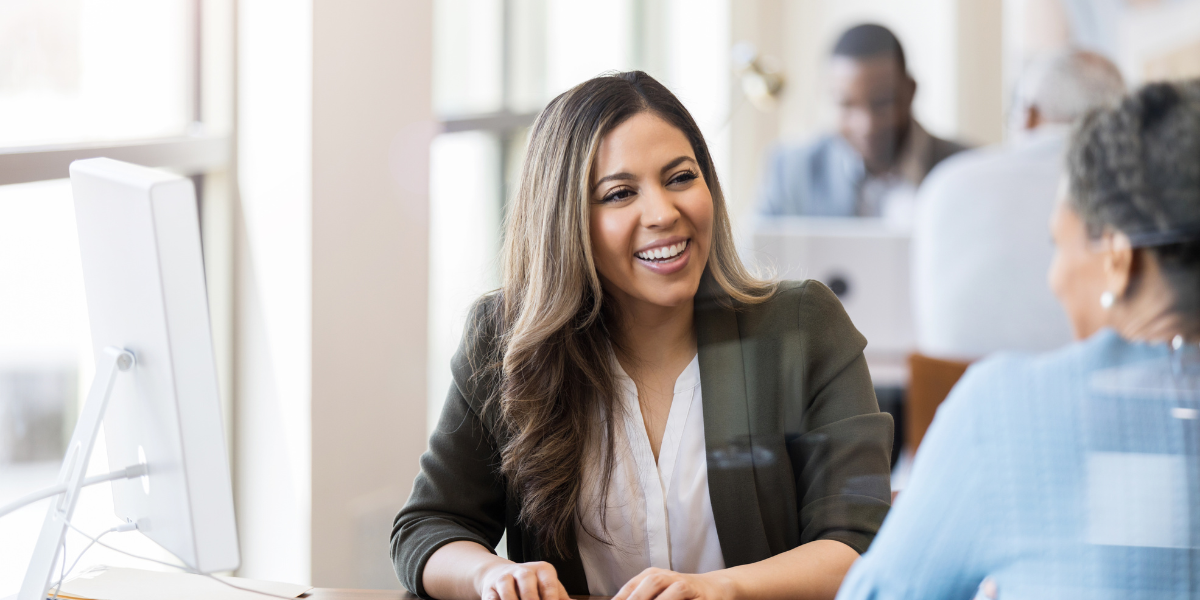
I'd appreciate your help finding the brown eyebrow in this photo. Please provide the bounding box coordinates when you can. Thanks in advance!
[660,155,696,174]
[590,156,697,192]
[592,172,637,191]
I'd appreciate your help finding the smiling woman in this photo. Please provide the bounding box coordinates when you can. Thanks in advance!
[392,72,894,600]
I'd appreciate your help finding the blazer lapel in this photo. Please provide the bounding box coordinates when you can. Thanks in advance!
[694,282,773,566]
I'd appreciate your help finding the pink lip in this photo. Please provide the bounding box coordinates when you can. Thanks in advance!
[635,239,691,276]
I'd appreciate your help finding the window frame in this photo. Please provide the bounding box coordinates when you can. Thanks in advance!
[0,0,237,441]
[0,0,232,185]
[0,135,229,187]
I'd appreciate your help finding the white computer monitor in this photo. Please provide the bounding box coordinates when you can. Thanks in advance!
[19,158,238,600]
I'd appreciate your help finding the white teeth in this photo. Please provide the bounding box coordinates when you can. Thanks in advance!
[636,240,688,261]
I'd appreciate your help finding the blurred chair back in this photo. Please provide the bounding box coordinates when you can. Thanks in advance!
[906,353,972,452]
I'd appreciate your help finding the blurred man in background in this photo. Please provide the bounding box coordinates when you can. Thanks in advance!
[912,49,1125,359]
[758,23,969,219]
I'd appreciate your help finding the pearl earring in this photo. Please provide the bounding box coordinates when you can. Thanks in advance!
[1100,291,1115,309]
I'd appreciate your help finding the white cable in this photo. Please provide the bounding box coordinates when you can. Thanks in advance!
[63,520,184,569]
[0,464,148,521]
[53,535,68,600]
[84,465,147,487]
[61,520,298,600]
[48,522,135,597]
[1,485,67,519]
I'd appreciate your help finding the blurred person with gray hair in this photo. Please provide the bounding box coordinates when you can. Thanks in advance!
[912,49,1125,359]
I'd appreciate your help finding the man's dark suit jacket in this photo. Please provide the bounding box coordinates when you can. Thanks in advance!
[759,120,969,217]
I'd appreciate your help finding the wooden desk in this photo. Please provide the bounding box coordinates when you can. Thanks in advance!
[304,590,416,600]
[304,590,608,600]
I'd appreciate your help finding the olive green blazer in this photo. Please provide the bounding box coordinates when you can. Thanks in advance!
[392,278,893,597]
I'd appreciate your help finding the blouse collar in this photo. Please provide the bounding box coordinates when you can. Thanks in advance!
[611,353,701,395]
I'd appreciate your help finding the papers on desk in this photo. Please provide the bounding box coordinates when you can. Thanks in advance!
[50,566,313,600]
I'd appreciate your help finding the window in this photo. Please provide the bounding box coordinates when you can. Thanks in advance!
[0,0,194,147]
[0,1,234,595]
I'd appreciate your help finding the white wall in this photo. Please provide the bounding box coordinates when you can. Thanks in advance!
[236,0,313,584]
[310,0,432,588]
[236,0,432,588]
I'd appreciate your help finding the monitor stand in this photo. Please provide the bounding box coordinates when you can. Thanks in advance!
[19,347,136,600]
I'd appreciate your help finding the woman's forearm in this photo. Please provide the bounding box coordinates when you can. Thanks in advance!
[423,540,510,600]
[709,539,860,600]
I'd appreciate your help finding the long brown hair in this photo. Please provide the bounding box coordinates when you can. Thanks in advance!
[480,71,774,556]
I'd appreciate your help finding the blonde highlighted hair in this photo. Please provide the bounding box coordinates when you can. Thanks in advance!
[477,71,774,556]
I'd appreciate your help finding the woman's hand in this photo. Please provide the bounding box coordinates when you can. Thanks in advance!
[474,559,569,600]
[424,541,568,600]
[613,568,736,600]
[610,541,857,600]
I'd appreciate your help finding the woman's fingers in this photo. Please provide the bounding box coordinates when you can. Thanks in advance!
[654,581,695,600]
[513,567,541,600]
[535,564,563,600]
[495,574,521,600]
[622,569,675,600]
[478,561,566,600]
[612,571,646,600]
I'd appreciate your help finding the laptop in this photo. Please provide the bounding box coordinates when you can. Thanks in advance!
[749,216,915,358]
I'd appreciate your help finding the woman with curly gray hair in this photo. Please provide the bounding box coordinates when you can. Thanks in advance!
[837,80,1200,599]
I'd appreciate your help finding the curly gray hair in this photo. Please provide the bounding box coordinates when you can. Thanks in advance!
[1067,78,1200,313]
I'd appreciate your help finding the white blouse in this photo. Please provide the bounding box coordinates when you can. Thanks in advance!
[575,355,725,596]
